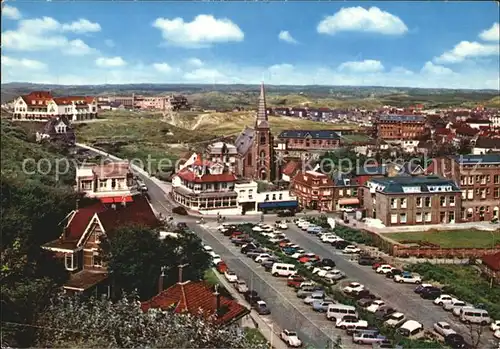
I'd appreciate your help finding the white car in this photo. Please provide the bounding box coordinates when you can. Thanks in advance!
[490,320,500,332]
[343,245,361,254]
[494,329,500,339]
[343,282,364,294]
[336,316,368,330]
[291,252,304,259]
[433,295,456,306]
[433,321,456,337]
[366,300,386,313]
[453,305,475,317]
[384,312,406,328]
[443,299,468,311]
[203,245,213,253]
[211,254,222,266]
[224,270,238,283]
[235,280,248,293]
[254,253,273,263]
[394,273,422,284]
[376,264,395,274]
[312,267,333,277]
[276,222,288,230]
[280,329,302,347]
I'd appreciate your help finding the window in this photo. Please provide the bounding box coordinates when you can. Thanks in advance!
[480,189,486,199]
[440,212,446,223]
[494,175,499,184]
[390,214,398,224]
[99,180,106,188]
[391,198,397,209]
[265,194,269,201]
[279,193,283,200]
[400,213,407,224]
[468,176,473,185]
[440,196,446,207]
[400,198,407,209]
[494,188,500,198]
[460,176,465,185]
[272,194,276,201]
[467,189,474,200]
[248,189,253,200]
[449,196,455,206]
[424,197,431,208]
[448,211,455,223]
[339,189,344,196]
[259,151,266,166]
[260,133,267,145]
[416,212,423,223]
[423,212,432,222]
[111,179,116,189]
[80,180,92,190]
[247,153,252,166]
[416,197,422,208]
[64,253,76,270]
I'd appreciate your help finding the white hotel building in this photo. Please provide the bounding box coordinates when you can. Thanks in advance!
[12,91,98,121]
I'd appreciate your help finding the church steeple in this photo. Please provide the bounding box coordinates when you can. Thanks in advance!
[255,82,269,129]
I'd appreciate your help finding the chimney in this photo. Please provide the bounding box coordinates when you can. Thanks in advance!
[214,284,222,317]
[178,263,189,284]
[158,266,165,294]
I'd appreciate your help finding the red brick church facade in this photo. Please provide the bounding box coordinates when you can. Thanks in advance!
[235,83,275,181]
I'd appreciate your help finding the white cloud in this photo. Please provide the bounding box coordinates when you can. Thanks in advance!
[338,59,384,73]
[317,6,408,36]
[95,56,126,67]
[421,61,454,75]
[186,58,204,67]
[153,62,173,73]
[278,30,298,44]
[183,68,225,81]
[61,18,101,33]
[2,16,99,55]
[434,40,500,64]
[2,5,21,20]
[152,14,244,48]
[1,55,46,70]
[479,22,500,42]
[104,39,115,48]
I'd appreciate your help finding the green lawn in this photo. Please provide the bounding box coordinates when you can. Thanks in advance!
[203,269,220,286]
[386,229,500,248]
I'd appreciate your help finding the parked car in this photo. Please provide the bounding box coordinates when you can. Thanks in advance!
[275,221,288,230]
[490,320,500,331]
[376,265,395,274]
[352,290,378,301]
[235,280,248,293]
[297,285,323,299]
[374,306,397,321]
[254,300,271,315]
[241,243,259,254]
[244,290,260,304]
[434,321,456,337]
[277,210,295,217]
[304,291,325,305]
[224,270,238,283]
[344,245,361,254]
[385,268,403,279]
[280,329,302,347]
[358,255,376,266]
[336,316,368,330]
[357,298,375,308]
[494,329,500,339]
[434,295,456,306]
[211,254,222,266]
[332,240,351,249]
[414,283,435,294]
[384,312,406,328]
[324,269,346,281]
[255,253,274,263]
[287,275,306,288]
[172,206,188,215]
[343,282,364,294]
[352,330,386,345]
[317,258,336,268]
[373,339,403,349]
[366,300,386,313]
[312,299,335,312]
[216,261,228,274]
[394,272,422,284]
[444,333,468,349]
[420,287,442,300]
[443,299,468,311]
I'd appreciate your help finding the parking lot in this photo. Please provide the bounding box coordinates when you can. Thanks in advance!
[189,222,365,349]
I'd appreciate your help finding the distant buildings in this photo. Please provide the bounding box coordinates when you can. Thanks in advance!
[375,114,427,140]
[12,91,98,121]
[97,94,188,111]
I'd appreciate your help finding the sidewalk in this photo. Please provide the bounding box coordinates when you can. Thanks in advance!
[214,269,288,349]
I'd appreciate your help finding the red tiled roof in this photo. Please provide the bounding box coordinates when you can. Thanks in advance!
[176,169,237,183]
[482,252,500,271]
[282,160,299,176]
[66,202,107,241]
[141,281,250,325]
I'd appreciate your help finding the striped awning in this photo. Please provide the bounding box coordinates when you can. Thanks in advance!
[100,196,133,204]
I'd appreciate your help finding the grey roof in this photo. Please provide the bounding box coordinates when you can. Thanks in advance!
[453,154,500,165]
[332,172,358,187]
[377,115,426,123]
[474,137,500,149]
[278,130,341,140]
[369,176,461,194]
[235,126,255,156]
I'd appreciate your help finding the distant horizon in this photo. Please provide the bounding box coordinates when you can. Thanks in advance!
[1,81,498,93]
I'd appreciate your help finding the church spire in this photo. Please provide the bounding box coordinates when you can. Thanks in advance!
[255,82,269,129]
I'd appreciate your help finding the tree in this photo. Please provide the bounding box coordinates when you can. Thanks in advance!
[34,293,268,349]
[103,226,211,300]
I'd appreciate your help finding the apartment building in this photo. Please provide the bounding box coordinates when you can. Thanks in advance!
[375,115,427,140]
[291,170,334,211]
[427,154,500,222]
[12,91,98,121]
[363,176,462,226]
[277,130,341,151]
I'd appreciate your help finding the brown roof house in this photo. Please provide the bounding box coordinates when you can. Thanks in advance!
[35,116,75,145]
[43,195,160,294]
[141,277,250,326]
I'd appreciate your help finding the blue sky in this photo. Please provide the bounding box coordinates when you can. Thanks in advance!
[1,1,499,89]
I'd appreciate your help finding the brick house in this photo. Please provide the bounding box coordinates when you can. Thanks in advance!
[375,115,427,140]
[277,130,341,151]
[363,176,462,226]
[292,170,334,211]
[43,195,160,294]
[141,281,250,326]
[332,173,361,211]
[426,154,500,222]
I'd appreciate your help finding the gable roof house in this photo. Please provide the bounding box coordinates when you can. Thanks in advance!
[141,281,250,326]
[35,116,75,145]
[43,195,160,294]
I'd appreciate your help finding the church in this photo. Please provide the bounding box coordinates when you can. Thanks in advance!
[235,83,276,181]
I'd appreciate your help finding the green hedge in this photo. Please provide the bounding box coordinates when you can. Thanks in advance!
[407,263,500,320]
[237,224,444,348]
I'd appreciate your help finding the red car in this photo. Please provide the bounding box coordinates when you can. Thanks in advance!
[298,254,320,264]
[372,261,386,270]
[230,231,243,239]
[287,275,306,288]
[216,261,228,273]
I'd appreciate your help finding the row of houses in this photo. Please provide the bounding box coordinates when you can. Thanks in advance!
[97,94,189,111]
